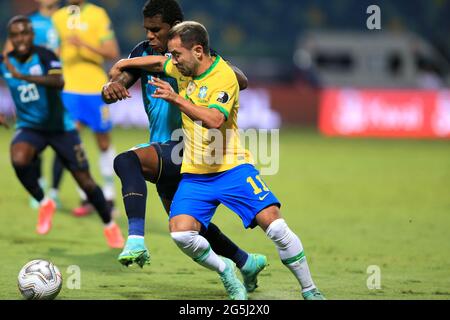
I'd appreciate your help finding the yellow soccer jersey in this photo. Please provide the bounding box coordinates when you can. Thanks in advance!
[52,3,115,93]
[164,55,253,174]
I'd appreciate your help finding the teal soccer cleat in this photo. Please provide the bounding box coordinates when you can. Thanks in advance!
[240,253,268,293]
[118,237,151,268]
[302,288,326,300]
[219,258,248,300]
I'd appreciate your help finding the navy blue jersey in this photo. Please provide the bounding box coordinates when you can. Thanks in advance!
[0,46,75,132]
[126,41,181,144]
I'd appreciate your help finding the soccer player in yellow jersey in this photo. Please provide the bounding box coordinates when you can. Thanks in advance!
[52,0,119,216]
[111,21,325,300]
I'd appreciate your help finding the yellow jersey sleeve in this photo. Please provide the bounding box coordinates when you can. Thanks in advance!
[96,8,115,43]
[163,57,184,81]
[207,77,238,121]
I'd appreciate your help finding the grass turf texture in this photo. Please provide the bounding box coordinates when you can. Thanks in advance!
[0,127,449,300]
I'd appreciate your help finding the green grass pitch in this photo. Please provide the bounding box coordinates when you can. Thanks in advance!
[0,127,449,299]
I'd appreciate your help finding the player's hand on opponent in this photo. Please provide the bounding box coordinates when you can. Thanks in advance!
[102,81,131,103]
[0,114,9,129]
[4,57,23,80]
[150,77,178,103]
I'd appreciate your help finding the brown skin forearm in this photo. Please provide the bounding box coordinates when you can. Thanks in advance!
[17,74,64,90]
[102,70,137,104]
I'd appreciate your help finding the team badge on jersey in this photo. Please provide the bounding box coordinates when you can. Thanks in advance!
[187,81,197,96]
[217,91,230,104]
[29,65,43,76]
[198,86,208,99]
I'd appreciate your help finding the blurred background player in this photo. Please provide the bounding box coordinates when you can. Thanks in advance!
[0,15,124,248]
[3,0,62,210]
[52,0,119,217]
[103,0,267,293]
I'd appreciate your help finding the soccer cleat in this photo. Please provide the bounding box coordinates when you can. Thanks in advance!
[36,199,56,235]
[117,237,150,267]
[240,253,268,293]
[104,223,125,249]
[302,288,326,300]
[72,200,94,217]
[219,258,248,300]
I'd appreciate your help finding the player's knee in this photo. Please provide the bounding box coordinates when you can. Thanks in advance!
[11,153,32,168]
[170,231,198,250]
[113,151,138,176]
[266,219,291,245]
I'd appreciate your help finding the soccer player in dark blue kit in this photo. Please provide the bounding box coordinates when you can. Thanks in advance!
[0,16,124,248]
[102,0,267,294]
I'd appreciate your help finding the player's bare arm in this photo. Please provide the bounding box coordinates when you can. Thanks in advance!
[109,56,167,79]
[102,71,136,104]
[4,60,64,89]
[0,113,9,129]
[150,77,225,129]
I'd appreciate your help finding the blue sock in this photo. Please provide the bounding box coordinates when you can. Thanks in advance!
[128,218,145,237]
[113,151,147,237]
[201,223,249,268]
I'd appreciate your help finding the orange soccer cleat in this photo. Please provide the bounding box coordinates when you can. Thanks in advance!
[104,222,125,249]
[36,199,57,235]
[72,200,94,217]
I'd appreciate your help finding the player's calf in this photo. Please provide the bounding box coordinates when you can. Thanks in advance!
[265,217,325,299]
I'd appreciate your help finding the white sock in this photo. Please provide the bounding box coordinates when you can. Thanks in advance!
[266,219,316,292]
[48,188,58,199]
[171,231,226,273]
[99,147,116,200]
[104,221,115,228]
[40,197,50,205]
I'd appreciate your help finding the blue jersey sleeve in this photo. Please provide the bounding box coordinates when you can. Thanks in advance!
[34,46,62,75]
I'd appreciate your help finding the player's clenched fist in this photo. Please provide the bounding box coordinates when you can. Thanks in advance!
[102,81,131,103]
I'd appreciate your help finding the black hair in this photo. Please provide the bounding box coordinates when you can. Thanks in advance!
[7,15,32,31]
[142,0,184,26]
[168,21,210,54]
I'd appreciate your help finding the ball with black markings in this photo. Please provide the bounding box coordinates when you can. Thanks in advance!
[18,259,63,300]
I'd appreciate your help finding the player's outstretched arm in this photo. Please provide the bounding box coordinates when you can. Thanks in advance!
[109,56,168,79]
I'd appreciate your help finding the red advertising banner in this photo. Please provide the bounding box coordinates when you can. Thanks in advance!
[319,89,450,138]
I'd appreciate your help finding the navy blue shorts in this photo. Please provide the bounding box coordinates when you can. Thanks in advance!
[170,164,281,230]
[11,128,89,172]
[131,139,183,200]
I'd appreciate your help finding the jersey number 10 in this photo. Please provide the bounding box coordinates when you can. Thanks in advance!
[18,84,40,103]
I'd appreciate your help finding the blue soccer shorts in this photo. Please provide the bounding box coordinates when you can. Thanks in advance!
[130,138,183,200]
[170,163,281,230]
[62,92,112,133]
[11,128,89,172]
